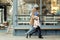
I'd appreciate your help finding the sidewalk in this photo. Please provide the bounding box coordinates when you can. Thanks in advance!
[0,33,60,40]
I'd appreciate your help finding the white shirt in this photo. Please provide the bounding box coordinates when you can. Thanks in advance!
[33,16,41,28]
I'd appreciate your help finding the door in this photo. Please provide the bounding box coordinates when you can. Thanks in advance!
[0,9,4,24]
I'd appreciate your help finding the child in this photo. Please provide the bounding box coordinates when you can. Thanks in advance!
[25,7,43,38]
[33,12,40,28]
[33,11,43,38]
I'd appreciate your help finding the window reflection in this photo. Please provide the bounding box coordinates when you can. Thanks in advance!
[41,0,60,25]
[17,0,60,25]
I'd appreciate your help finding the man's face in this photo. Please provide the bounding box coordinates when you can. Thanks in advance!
[32,8,36,12]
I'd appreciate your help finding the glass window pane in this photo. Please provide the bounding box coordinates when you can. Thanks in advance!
[41,0,60,25]
[17,0,40,25]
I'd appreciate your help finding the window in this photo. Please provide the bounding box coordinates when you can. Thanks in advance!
[41,0,60,25]
[17,0,40,25]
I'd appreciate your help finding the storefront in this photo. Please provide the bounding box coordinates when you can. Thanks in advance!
[13,0,60,36]
[0,3,10,30]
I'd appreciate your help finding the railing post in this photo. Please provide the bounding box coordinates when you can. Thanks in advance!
[13,0,18,27]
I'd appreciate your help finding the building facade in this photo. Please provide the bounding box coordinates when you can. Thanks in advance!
[0,0,60,36]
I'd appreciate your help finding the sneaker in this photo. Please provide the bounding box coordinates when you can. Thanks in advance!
[29,34,32,38]
[39,36,43,39]
[26,34,28,38]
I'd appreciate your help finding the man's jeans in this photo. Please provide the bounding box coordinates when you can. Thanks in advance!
[26,27,36,34]
[26,26,42,37]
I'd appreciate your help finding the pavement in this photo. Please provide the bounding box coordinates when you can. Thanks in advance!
[0,33,60,40]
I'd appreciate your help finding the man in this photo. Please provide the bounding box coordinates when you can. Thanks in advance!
[25,7,43,38]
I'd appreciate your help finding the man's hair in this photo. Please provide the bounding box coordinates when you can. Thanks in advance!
[35,7,40,10]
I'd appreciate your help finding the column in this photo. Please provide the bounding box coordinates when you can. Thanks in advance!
[13,0,18,27]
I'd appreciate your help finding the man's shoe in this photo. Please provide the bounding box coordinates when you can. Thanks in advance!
[39,36,43,39]
[26,34,28,38]
[29,34,32,38]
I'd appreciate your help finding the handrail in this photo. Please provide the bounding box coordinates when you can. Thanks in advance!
[16,15,60,16]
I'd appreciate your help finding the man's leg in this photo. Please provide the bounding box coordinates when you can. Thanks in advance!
[25,27,36,38]
[29,28,37,35]
[26,27,35,34]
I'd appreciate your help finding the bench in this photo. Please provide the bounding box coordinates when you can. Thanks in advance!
[44,22,58,25]
[13,25,60,35]
[14,25,60,30]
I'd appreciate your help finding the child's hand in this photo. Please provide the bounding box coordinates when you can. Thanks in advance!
[34,16,39,19]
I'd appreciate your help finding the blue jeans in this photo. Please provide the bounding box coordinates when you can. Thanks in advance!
[26,27,36,34]
[26,26,42,37]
